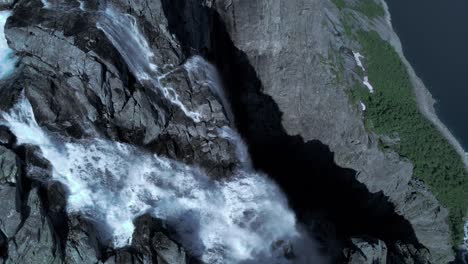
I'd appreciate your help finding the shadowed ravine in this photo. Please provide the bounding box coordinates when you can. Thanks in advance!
[160,0,423,260]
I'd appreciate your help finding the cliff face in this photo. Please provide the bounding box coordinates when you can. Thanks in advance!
[0,0,456,263]
[205,0,454,262]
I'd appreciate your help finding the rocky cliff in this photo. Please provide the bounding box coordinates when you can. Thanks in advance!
[0,0,459,263]
[202,0,454,262]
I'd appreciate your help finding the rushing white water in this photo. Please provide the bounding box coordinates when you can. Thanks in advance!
[1,96,320,263]
[41,0,50,8]
[97,8,202,122]
[40,0,86,10]
[184,56,235,123]
[0,11,16,79]
[78,0,85,10]
[218,126,252,169]
[0,5,323,263]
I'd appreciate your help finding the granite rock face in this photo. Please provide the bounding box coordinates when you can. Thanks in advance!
[0,0,454,263]
[207,0,452,262]
[345,238,388,264]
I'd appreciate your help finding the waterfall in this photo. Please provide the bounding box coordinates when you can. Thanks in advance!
[1,96,322,263]
[184,56,235,123]
[0,11,16,79]
[78,0,85,10]
[41,0,50,8]
[218,126,252,169]
[97,8,202,122]
[0,4,324,263]
[352,51,375,93]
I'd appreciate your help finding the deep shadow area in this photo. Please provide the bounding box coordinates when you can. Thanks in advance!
[0,230,7,259]
[161,0,423,260]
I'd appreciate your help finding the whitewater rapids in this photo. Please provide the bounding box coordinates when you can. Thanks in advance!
[0,11,16,79]
[0,6,323,263]
[1,97,320,263]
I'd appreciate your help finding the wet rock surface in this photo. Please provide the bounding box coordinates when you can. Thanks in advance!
[0,0,455,263]
[203,0,451,263]
[5,0,238,176]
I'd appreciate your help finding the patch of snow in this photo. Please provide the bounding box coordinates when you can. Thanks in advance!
[360,101,366,111]
[353,51,375,94]
[363,76,375,93]
[352,51,365,71]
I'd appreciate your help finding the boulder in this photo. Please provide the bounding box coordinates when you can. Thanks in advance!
[0,145,19,184]
[346,238,387,264]
[0,126,15,147]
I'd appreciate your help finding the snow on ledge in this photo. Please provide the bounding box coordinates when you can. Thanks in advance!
[353,51,375,94]
[363,76,375,93]
[360,101,367,111]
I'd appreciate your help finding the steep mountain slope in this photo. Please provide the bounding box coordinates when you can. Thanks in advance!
[0,0,464,263]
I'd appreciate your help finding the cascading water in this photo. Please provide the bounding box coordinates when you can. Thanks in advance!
[0,4,323,264]
[184,56,235,124]
[0,11,16,79]
[1,97,320,263]
[97,8,203,122]
[41,0,50,8]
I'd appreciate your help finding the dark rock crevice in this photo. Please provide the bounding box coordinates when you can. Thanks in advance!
[161,0,424,261]
[0,230,7,260]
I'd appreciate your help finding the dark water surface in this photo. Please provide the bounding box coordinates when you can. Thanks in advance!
[385,0,468,150]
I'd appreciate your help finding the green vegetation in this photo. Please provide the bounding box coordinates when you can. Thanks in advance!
[356,0,385,19]
[332,0,385,19]
[332,0,466,247]
[351,30,468,245]
[332,0,346,10]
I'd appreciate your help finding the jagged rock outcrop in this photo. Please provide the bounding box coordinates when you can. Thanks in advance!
[345,238,388,264]
[0,145,19,184]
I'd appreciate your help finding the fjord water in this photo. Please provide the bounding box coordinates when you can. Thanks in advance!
[386,0,468,150]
